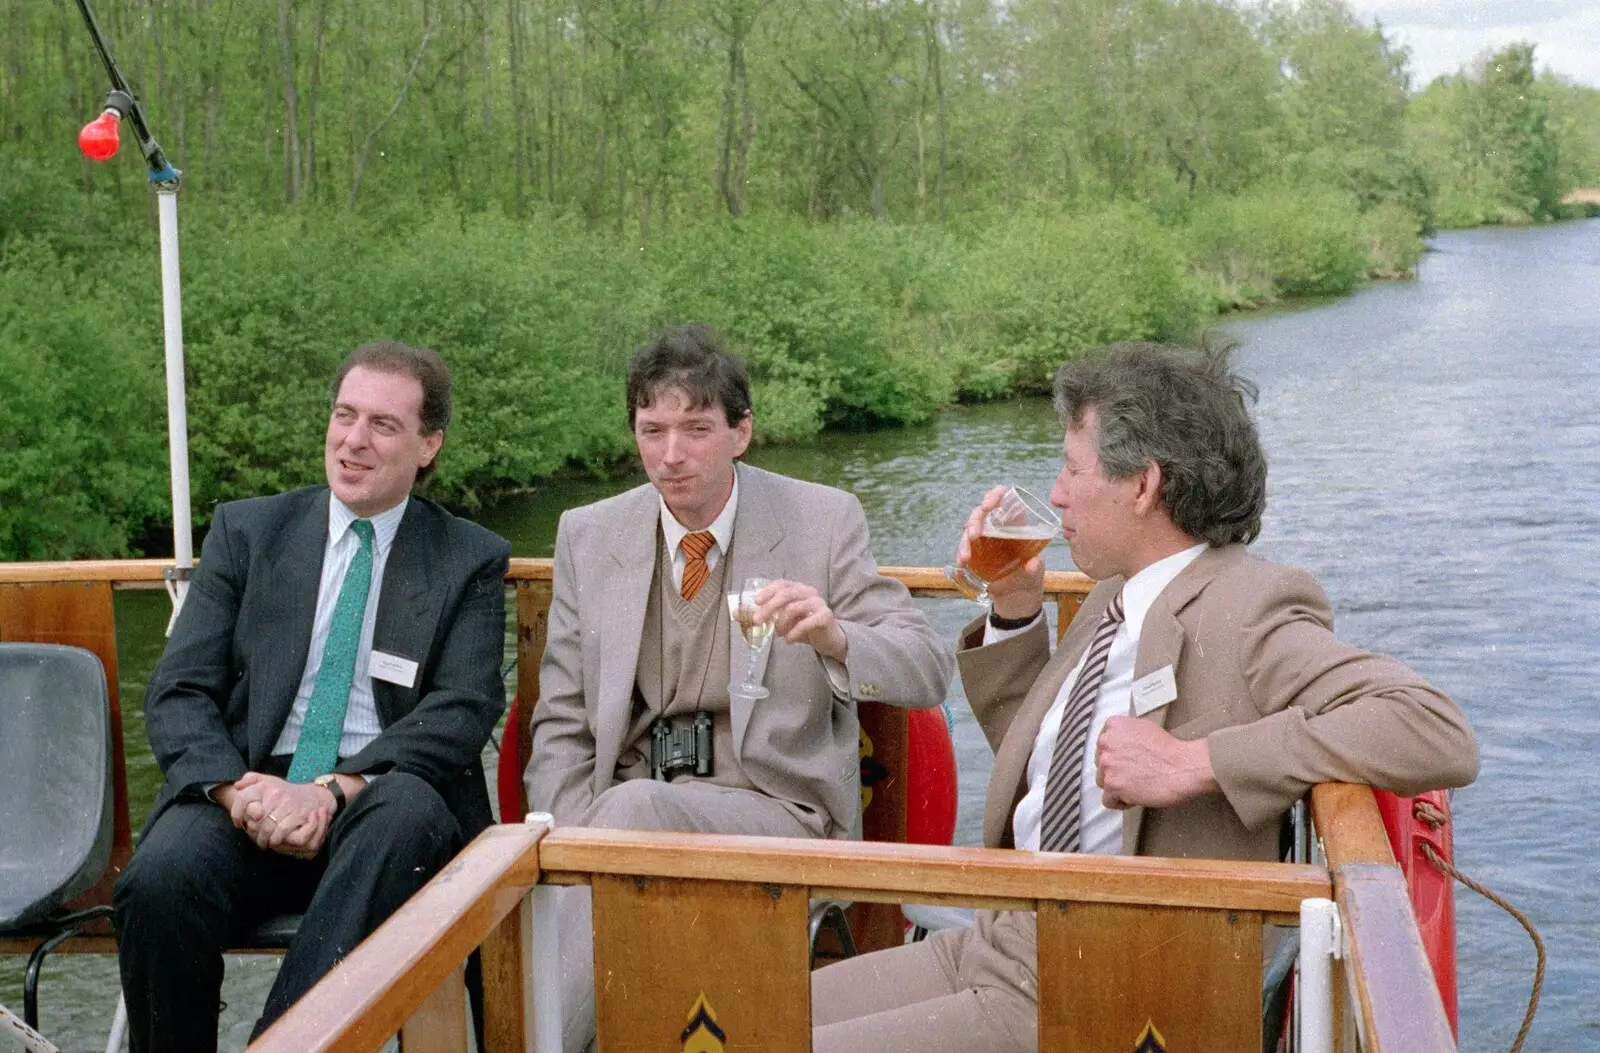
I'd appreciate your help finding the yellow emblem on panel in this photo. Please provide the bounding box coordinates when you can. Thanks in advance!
[1133,1019,1168,1053]
[858,727,889,811]
[680,992,727,1053]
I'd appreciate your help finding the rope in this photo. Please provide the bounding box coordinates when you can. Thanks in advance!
[1412,798,1545,1053]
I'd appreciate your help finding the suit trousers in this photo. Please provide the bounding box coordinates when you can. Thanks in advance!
[811,909,1040,1053]
[555,779,814,1053]
[113,771,462,1053]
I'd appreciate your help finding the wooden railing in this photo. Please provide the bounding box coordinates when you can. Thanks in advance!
[0,559,1454,1052]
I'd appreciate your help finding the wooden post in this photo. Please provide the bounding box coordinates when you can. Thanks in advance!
[398,964,469,1052]
[1035,902,1261,1053]
[479,896,532,1053]
[592,875,811,1053]
[848,698,909,954]
[514,581,553,819]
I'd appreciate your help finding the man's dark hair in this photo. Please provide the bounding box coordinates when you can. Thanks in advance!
[626,323,752,430]
[1052,339,1267,546]
[330,340,452,480]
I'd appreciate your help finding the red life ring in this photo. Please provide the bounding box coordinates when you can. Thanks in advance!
[904,706,958,846]
[1373,788,1458,1036]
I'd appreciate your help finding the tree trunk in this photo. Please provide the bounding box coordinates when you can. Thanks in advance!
[277,0,302,205]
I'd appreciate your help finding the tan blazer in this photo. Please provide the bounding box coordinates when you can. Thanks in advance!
[959,544,1478,862]
[528,463,955,838]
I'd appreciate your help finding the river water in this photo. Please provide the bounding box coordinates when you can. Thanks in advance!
[5,221,1595,1050]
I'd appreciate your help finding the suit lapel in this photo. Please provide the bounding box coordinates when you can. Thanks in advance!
[371,501,441,726]
[725,465,785,756]
[249,494,328,765]
[593,487,659,779]
[1119,546,1230,854]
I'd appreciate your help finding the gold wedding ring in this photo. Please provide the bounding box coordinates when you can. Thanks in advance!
[267,813,281,823]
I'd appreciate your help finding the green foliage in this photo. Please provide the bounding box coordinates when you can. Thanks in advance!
[0,241,167,558]
[1407,43,1565,227]
[1185,185,1370,304]
[953,206,1208,394]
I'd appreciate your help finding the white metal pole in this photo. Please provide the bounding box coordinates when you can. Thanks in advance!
[525,812,564,1053]
[1298,897,1339,1053]
[155,185,193,627]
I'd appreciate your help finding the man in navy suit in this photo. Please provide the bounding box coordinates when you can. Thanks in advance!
[114,341,511,1052]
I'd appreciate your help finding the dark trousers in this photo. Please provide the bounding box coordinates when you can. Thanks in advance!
[113,771,462,1053]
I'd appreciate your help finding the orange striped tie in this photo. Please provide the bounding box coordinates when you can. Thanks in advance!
[680,531,716,600]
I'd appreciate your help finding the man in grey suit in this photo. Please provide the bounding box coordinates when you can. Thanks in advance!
[528,323,953,1051]
[810,341,1479,1053]
[114,341,510,1053]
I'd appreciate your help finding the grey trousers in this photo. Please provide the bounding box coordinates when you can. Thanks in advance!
[811,909,1040,1053]
[555,779,815,1053]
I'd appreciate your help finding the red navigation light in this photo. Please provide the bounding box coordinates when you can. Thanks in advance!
[78,110,121,161]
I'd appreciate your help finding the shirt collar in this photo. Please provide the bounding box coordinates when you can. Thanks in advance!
[659,470,739,558]
[1119,542,1208,633]
[329,493,408,557]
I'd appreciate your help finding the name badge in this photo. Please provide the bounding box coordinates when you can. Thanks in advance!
[1131,664,1177,716]
[368,650,419,689]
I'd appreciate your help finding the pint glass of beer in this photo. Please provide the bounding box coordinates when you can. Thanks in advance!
[944,487,1058,603]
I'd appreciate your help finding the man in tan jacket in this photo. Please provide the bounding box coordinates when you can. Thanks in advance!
[529,323,953,1052]
[811,340,1479,1053]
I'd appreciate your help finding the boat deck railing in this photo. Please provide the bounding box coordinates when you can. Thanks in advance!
[0,559,1455,1052]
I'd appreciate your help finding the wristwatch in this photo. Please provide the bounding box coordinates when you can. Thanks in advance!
[313,773,347,818]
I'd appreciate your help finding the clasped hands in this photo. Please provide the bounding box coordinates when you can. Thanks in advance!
[214,773,338,859]
[958,485,1220,811]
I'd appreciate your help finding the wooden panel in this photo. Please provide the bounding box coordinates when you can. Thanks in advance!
[479,896,532,1053]
[1336,864,1456,1053]
[1036,902,1260,1053]
[881,565,1094,599]
[850,698,909,953]
[513,582,553,820]
[251,824,545,1053]
[1310,784,1396,868]
[592,875,810,1053]
[398,965,469,1053]
[542,829,1328,917]
[0,581,131,922]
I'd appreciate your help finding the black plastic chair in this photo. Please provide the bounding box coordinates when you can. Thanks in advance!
[0,643,114,1030]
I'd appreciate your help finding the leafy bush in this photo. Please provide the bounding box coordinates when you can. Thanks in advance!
[953,205,1208,394]
[1185,185,1370,301]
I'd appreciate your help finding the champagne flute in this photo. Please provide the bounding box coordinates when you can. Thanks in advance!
[728,576,773,699]
[944,486,1059,604]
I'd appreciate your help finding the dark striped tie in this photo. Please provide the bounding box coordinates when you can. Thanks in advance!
[1038,589,1125,853]
[680,531,716,600]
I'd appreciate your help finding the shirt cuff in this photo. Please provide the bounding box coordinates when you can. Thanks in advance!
[982,611,1043,647]
[821,655,850,697]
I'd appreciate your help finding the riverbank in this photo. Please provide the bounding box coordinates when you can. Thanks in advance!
[2,181,1427,562]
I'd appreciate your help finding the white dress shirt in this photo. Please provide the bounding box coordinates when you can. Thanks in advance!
[1008,543,1207,855]
[657,473,740,591]
[271,494,409,761]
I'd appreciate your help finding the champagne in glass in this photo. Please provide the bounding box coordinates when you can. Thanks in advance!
[944,487,1060,604]
[728,576,773,698]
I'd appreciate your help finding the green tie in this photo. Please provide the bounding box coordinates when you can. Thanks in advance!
[288,519,375,783]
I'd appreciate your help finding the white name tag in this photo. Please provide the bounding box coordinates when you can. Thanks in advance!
[368,650,419,689]
[1131,664,1178,716]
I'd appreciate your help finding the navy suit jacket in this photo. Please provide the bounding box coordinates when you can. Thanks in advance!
[141,486,510,840]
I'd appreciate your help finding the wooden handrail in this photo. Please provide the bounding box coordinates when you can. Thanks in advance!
[250,823,546,1053]
[1312,784,1455,1053]
[0,557,1096,602]
[538,828,1326,918]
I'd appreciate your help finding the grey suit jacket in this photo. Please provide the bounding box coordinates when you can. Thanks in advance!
[141,486,511,839]
[528,463,954,838]
[959,544,1479,862]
